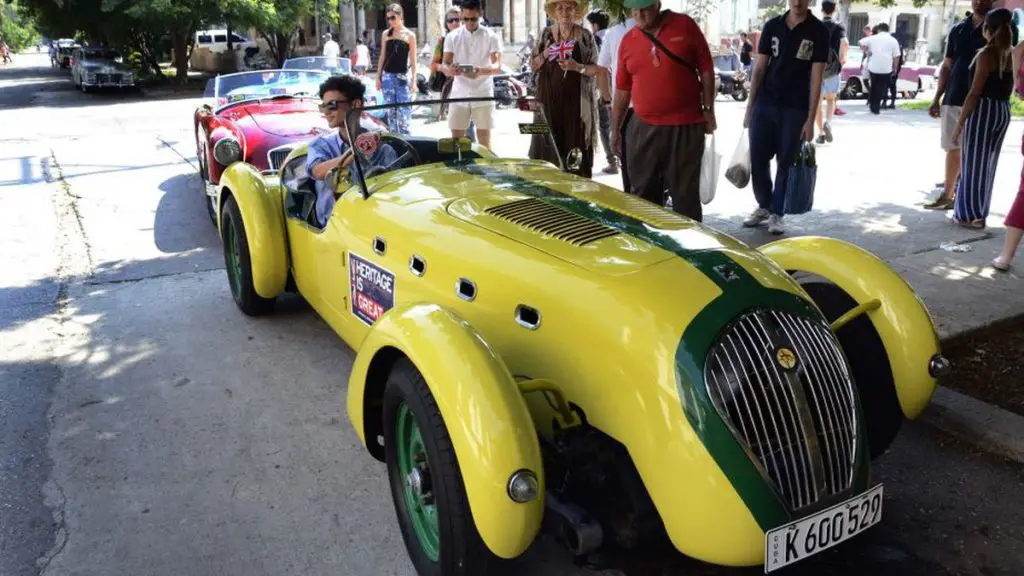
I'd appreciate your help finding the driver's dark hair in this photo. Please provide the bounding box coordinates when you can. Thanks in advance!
[319,74,365,102]
[461,0,482,12]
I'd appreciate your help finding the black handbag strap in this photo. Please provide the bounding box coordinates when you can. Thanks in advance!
[638,17,701,82]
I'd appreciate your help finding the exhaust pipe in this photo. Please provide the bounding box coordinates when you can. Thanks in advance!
[544,491,604,556]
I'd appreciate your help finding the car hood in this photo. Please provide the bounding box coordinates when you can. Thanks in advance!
[376,160,760,277]
[242,107,329,138]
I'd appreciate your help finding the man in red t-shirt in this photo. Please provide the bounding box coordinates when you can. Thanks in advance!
[610,0,716,221]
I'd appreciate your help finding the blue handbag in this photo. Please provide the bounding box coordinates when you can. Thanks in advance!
[783,142,817,215]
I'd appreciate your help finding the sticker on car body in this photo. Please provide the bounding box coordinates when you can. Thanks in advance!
[349,252,395,326]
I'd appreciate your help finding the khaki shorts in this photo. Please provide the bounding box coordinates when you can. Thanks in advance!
[448,102,494,131]
[941,105,962,151]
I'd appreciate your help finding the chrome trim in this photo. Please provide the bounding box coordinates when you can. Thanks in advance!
[514,305,541,330]
[204,183,217,197]
[704,309,858,511]
[409,255,426,277]
[266,144,294,172]
[456,278,476,301]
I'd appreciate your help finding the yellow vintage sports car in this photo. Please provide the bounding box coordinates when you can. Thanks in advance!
[213,96,951,575]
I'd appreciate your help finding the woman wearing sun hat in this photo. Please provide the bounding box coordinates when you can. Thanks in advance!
[527,0,602,177]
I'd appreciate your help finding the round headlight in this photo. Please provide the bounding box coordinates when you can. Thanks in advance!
[213,137,242,166]
[507,470,539,503]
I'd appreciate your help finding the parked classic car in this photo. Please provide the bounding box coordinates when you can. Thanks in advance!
[282,56,387,120]
[70,47,136,92]
[54,39,79,69]
[194,69,335,221]
[213,97,949,575]
[840,46,937,100]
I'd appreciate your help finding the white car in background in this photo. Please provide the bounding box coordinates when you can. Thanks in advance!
[194,30,259,55]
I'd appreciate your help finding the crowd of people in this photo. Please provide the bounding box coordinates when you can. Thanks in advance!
[305,0,1024,269]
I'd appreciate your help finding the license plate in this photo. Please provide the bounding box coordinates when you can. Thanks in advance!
[764,484,883,572]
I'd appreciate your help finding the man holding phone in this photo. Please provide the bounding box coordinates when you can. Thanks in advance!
[441,0,502,148]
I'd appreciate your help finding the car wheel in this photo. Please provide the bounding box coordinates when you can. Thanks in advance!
[383,358,497,576]
[221,196,275,316]
[731,87,748,101]
[799,280,903,459]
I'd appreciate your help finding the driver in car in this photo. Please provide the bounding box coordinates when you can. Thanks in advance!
[308,75,398,226]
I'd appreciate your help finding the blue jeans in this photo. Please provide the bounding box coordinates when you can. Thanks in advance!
[381,72,411,134]
[749,103,807,215]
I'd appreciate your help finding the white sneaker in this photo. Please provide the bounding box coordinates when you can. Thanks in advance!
[768,214,785,235]
[743,208,770,227]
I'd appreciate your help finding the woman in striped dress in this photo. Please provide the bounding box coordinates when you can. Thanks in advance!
[950,8,1015,229]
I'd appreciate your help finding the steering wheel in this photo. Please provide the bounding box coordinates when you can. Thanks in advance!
[364,134,422,179]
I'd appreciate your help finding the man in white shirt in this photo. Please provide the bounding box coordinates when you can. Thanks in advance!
[858,23,900,114]
[441,0,502,148]
[322,33,341,68]
[597,15,635,188]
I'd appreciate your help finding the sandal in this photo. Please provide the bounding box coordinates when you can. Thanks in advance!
[924,197,954,210]
[993,256,1011,272]
[952,217,986,229]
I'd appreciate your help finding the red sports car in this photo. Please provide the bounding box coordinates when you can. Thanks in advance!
[194,69,334,221]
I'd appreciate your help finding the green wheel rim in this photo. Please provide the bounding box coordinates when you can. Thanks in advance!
[226,217,243,299]
[396,403,440,562]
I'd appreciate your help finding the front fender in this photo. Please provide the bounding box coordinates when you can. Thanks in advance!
[758,236,940,418]
[347,303,544,560]
[217,162,288,299]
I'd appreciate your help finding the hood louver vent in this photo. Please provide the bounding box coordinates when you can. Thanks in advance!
[486,198,619,246]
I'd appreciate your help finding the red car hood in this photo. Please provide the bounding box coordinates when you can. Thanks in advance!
[220,100,329,138]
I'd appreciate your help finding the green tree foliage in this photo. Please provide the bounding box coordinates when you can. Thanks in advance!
[221,0,338,66]
[2,2,40,52]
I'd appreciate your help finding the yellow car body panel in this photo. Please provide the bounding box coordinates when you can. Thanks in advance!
[758,236,940,419]
[221,132,940,569]
[346,303,545,559]
[217,162,288,299]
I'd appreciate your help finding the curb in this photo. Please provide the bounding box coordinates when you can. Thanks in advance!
[919,385,1024,465]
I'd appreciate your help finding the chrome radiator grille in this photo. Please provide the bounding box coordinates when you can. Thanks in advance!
[705,309,857,511]
[267,146,293,172]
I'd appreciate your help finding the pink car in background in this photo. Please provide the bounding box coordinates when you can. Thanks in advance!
[840,46,937,100]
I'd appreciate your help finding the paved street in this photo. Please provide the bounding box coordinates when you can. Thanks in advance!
[2,50,1024,576]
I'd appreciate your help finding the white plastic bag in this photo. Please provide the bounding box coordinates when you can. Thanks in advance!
[725,129,751,189]
[700,134,721,205]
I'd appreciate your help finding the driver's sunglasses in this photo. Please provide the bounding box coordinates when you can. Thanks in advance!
[462,16,479,22]
[319,99,351,112]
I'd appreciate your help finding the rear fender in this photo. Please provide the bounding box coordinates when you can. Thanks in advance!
[217,162,288,299]
[759,236,940,418]
[347,303,544,559]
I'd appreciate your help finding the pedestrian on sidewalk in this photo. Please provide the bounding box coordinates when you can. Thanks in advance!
[740,31,754,74]
[598,11,636,189]
[741,0,827,235]
[949,8,1014,230]
[432,8,463,119]
[376,4,418,135]
[528,0,601,178]
[610,0,715,221]
[926,0,1018,210]
[586,10,618,175]
[441,0,502,148]
[815,0,847,144]
[884,38,905,109]
[859,23,901,114]
[991,36,1024,271]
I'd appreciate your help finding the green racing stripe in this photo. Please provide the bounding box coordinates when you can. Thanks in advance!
[455,160,869,530]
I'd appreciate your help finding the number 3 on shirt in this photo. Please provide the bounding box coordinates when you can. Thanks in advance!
[772,37,780,57]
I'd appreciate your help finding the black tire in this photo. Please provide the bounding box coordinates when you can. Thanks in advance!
[800,281,903,459]
[731,87,748,101]
[220,196,275,316]
[382,359,498,576]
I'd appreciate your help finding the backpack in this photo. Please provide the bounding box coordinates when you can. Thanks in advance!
[823,21,843,79]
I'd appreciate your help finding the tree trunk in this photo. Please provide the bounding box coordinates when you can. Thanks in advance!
[171,30,190,83]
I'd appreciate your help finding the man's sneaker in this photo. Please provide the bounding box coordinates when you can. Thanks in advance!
[768,214,785,235]
[743,208,770,227]
[816,134,827,144]
[602,163,619,174]
[823,122,833,143]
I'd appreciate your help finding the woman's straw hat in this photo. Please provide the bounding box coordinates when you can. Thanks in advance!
[545,0,590,21]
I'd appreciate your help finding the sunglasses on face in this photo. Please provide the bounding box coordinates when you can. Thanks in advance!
[462,16,479,21]
[319,99,351,112]
[387,14,398,21]
[447,17,460,23]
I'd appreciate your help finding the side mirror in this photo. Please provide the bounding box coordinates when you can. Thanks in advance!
[565,148,583,172]
[328,165,349,195]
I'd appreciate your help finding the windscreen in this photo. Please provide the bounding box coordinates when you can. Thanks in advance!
[213,70,329,108]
